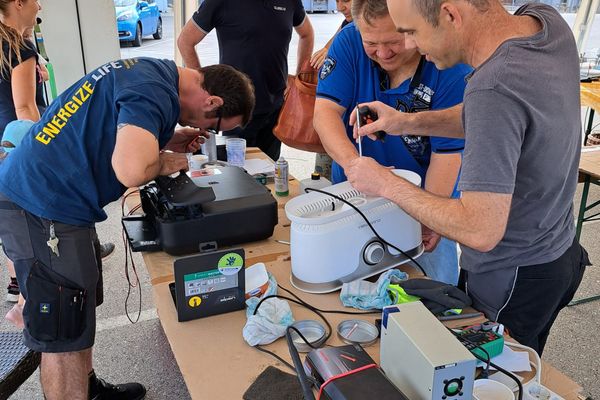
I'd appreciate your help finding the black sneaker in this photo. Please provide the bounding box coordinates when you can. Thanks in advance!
[89,370,146,400]
[6,277,19,303]
[100,242,115,259]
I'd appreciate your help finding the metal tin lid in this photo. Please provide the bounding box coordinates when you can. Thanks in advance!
[290,320,327,353]
[336,319,379,347]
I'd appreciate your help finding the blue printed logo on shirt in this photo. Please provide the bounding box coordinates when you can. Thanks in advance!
[320,57,336,80]
[40,303,51,314]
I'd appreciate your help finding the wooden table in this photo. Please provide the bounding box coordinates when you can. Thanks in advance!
[128,148,582,399]
[580,81,600,145]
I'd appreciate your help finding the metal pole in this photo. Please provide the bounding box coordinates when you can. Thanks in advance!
[573,0,600,55]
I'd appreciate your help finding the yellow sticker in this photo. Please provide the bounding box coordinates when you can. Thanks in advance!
[188,296,202,307]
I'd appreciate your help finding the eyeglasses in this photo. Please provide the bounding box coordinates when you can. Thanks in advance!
[206,114,222,135]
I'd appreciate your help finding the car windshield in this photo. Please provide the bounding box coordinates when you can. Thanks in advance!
[114,0,136,6]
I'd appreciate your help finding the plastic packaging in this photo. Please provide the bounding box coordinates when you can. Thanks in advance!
[274,156,289,196]
[299,172,331,194]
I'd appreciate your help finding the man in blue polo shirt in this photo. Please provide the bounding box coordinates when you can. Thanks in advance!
[177,0,314,161]
[314,0,471,285]
[0,57,254,399]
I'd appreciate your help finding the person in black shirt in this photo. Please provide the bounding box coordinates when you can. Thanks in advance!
[0,0,45,137]
[177,0,314,161]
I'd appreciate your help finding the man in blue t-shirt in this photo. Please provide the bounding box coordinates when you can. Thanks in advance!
[314,0,471,285]
[0,57,254,399]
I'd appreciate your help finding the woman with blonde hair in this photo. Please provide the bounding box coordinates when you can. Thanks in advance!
[0,0,45,327]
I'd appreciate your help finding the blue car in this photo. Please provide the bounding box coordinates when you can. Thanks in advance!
[115,0,162,47]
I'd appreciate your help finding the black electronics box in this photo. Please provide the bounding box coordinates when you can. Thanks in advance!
[122,166,278,255]
[305,344,409,400]
[170,248,245,322]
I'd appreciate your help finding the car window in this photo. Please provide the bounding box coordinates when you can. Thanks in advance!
[114,0,136,6]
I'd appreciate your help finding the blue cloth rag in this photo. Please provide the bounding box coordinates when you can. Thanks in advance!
[340,269,408,310]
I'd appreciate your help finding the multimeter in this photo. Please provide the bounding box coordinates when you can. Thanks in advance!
[455,324,504,360]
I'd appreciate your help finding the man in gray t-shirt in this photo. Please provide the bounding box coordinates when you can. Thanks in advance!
[345,0,590,355]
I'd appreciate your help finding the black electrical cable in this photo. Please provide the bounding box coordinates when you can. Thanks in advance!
[474,353,523,400]
[286,327,317,400]
[449,329,522,400]
[304,187,427,276]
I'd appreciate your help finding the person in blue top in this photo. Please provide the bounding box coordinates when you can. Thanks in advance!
[0,57,254,400]
[313,0,471,285]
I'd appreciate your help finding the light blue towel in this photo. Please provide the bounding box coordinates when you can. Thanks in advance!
[340,269,408,310]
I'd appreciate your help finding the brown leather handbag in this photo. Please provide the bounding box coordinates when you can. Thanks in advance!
[274,61,326,153]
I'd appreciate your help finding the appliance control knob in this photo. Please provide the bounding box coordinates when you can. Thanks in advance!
[364,242,385,265]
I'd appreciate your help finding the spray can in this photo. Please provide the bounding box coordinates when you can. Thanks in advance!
[274,156,289,196]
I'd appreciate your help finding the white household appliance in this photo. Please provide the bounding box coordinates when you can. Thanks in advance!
[284,169,423,293]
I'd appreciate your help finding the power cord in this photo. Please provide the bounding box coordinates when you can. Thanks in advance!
[250,288,380,377]
[120,190,143,323]
[303,187,427,276]
[449,328,523,400]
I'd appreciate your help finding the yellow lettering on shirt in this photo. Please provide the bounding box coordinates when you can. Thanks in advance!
[64,101,79,114]
[56,108,71,122]
[35,80,95,145]
[35,131,50,145]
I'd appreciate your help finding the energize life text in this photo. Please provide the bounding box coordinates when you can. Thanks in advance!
[35,59,137,145]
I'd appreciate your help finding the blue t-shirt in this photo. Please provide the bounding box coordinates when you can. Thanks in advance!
[0,57,180,226]
[316,23,471,197]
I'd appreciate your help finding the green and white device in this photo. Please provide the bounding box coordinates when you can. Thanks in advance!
[380,302,477,400]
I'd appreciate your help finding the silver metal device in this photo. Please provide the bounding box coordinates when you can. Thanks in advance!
[380,302,477,400]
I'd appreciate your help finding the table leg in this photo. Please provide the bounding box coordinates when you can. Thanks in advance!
[570,175,595,307]
[584,108,595,145]
[576,175,591,240]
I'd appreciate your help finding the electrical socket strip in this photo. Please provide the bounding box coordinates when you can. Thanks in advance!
[523,381,564,400]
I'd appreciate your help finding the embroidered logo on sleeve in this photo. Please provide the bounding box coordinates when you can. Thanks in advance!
[320,57,337,80]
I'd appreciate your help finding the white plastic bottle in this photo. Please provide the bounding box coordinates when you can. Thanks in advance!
[300,172,332,194]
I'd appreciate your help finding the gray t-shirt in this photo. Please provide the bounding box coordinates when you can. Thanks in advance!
[458,3,581,273]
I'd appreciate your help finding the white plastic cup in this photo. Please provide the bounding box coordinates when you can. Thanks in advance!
[472,379,514,400]
[189,154,209,172]
[226,138,246,167]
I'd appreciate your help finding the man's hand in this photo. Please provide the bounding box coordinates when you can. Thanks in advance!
[421,225,442,252]
[158,151,188,176]
[310,47,328,69]
[349,101,409,141]
[163,127,209,153]
[345,157,394,197]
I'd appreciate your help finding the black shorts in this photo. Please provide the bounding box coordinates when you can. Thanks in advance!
[0,193,103,353]
[461,236,588,354]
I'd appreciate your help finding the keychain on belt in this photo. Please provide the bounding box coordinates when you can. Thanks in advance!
[47,221,59,257]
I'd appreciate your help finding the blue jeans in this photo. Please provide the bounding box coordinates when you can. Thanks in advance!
[411,237,459,285]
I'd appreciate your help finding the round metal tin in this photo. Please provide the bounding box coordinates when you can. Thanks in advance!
[290,320,327,352]
[336,319,379,347]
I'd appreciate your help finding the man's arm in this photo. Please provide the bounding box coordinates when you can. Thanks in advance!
[12,57,41,122]
[313,98,358,170]
[346,157,511,252]
[177,20,208,70]
[294,17,314,74]
[112,124,188,187]
[420,152,462,250]
[349,101,464,139]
